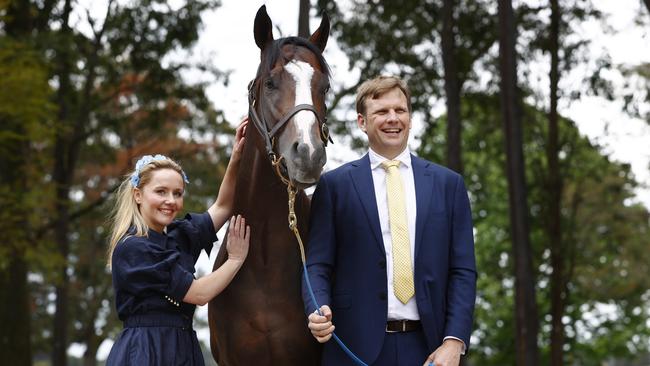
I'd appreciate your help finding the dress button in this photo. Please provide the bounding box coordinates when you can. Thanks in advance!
[378,260,386,269]
[379,292,387,301]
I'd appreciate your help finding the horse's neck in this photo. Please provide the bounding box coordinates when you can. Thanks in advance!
[232,135,310,268]
[234,137,291,212]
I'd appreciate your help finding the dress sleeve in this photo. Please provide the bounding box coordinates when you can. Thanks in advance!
[167,212,218,261]
[112,236,194,301]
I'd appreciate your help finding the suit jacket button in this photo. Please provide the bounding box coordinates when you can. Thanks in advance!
[379,292,387,301]
[378,260,386,269]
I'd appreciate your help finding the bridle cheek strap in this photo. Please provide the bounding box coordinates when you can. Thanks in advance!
[248,103,276,159]
[248,101,333,160]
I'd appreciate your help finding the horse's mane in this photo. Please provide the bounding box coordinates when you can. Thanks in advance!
[255,37,331,80]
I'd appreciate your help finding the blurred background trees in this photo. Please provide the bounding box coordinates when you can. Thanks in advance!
[1,0,233,365]
[1,0,649,365]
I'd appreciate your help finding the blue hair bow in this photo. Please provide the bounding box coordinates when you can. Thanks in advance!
[130,154,190,187]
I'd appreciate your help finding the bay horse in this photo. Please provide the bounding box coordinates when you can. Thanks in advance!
[208,5,330,365]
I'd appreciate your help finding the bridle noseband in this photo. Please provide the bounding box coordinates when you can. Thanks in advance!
[247,78,333,185]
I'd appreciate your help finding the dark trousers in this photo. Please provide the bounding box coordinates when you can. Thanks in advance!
[372,329,430,366]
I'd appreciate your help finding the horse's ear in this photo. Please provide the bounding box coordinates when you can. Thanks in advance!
[309,12,330,53]
[254,5,274,50]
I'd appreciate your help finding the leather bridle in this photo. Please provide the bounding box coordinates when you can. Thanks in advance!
[247,78,333,185]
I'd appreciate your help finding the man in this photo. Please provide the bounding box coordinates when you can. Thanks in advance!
[302,75,476,366]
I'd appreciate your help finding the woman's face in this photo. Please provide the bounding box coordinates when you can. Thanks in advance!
[134,168,185,232]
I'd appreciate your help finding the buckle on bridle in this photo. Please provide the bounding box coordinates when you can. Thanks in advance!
[321,120,333,145]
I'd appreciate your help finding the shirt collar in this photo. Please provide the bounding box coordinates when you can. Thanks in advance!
[147,228,168,244]
[369,147,412,170]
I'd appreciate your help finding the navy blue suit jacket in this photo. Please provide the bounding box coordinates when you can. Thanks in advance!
[302,154,477,365]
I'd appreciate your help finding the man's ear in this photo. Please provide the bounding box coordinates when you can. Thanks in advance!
[357,113,366,132]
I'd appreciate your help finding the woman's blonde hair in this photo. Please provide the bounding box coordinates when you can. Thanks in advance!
[106,156,186,267]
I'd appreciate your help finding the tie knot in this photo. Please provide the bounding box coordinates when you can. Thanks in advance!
[382,160,401,171]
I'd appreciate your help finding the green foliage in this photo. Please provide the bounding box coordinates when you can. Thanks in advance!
[0,35,56,365]
[0,38,55,269]
[418,93,650,364]
[621,63,650,124]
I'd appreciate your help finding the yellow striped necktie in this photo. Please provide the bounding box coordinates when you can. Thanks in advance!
[381,160,415,304]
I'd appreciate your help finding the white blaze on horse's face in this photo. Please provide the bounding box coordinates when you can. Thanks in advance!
[284,60,317,157]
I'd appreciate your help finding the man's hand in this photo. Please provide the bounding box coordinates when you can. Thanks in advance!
[307,305,335,343]
[422,338,464,366]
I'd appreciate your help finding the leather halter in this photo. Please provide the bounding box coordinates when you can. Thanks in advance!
[247,79,333,165]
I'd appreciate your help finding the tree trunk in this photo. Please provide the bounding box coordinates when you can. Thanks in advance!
[51,1,74,365]
[441,0,463,174]
[52,147,72,366]
[497,0,540,365]
[298,0,310,38]
[548,0,565,364]
[0,128,32,364]
[0,5,36,366]
[82,327,99,366]
[79,235,110,366]
[4,1,33,36]
[0,251,31,365]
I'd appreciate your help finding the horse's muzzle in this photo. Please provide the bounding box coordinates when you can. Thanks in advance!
[286,141,326,186]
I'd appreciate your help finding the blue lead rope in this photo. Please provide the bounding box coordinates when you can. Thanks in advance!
[302,262,368,366]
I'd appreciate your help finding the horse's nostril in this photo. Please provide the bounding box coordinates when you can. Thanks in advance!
[295,142,309,157]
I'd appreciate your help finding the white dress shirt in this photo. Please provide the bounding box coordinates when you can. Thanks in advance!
[369,148,419,321]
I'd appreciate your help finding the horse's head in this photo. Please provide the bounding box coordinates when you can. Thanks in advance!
[249,5,330,189]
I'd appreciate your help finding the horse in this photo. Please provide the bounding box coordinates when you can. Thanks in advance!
[208,5,331,365]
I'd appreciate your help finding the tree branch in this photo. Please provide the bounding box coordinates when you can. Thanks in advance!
[35,182,120,241]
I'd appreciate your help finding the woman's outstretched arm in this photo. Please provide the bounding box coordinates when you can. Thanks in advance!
[208,118,248,230]
[183,215,250,305]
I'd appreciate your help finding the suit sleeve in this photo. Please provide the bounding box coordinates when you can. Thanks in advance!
[444,175,477,348]
[302,174,337,315]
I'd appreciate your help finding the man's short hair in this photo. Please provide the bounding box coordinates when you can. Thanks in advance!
[355,75,412,116]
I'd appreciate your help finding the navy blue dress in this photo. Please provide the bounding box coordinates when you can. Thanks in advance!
[106,212,217,366]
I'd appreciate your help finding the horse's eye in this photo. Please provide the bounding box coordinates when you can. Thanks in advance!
[323,84,330,94]
[264,79,276,90]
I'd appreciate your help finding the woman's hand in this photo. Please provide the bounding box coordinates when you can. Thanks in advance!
[229,117,248,166]
[226,215,250,264]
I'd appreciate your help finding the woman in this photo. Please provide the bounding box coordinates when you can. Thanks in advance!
[105,120,250,365]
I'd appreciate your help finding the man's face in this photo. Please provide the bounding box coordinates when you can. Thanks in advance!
[357,88,411,159]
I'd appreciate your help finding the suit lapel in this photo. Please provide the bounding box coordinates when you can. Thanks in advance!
[412,155,433,259]
[350,154,385,255]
